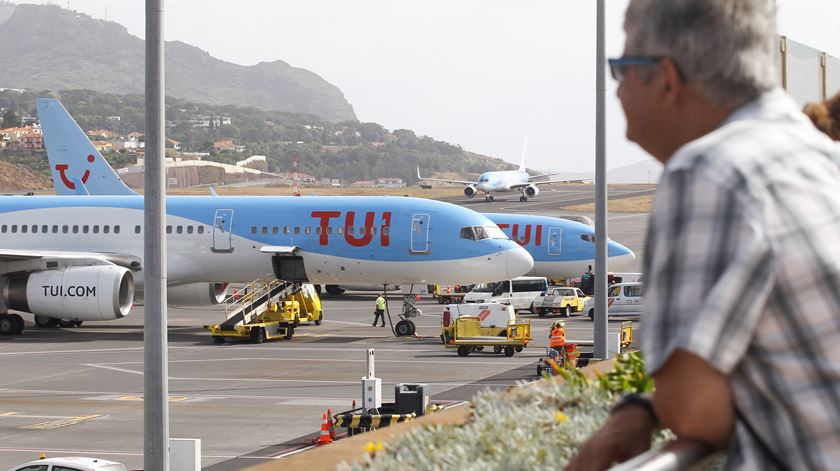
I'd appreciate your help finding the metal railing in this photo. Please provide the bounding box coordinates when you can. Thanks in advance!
[609,439,716,471]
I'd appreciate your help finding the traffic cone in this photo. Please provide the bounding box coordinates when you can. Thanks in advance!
[327,408,337,440]
[316,413,333,445]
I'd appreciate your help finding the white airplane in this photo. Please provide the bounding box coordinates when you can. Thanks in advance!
[417,140,581,203]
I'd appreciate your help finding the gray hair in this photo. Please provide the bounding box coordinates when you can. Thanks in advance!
[624,0,776,106]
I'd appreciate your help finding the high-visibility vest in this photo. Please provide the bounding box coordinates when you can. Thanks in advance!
[549,327,566,347]
[376,296,386,310]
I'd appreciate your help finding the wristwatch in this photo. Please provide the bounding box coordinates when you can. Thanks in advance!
[611,393,659,425]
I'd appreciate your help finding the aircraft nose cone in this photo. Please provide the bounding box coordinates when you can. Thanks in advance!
[608,240,636,269]
[506,244,534,278]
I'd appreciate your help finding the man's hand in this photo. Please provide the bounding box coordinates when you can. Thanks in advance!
[565,404,657,471]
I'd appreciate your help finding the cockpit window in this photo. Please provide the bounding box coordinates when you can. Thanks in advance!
[580,234,595,243]
[483,225,508,239]
[478,175,489,183]
[460,225,509,241]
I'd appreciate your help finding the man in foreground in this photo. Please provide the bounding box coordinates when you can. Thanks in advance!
[568,0,840,469]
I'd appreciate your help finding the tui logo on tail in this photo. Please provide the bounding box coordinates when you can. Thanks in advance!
[55,155,95,189]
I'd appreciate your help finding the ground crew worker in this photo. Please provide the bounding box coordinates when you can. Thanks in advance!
[372,292,386,327]
[549,320,566,355]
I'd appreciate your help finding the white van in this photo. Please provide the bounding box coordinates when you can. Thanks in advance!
[463,276,549,311]
[584,282,644,320]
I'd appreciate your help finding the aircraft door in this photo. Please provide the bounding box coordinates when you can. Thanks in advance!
[410,214,430,254]
[212,209,234,253]
[547,227,562,255]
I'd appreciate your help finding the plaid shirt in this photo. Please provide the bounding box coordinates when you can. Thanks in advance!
[642,89,840,470]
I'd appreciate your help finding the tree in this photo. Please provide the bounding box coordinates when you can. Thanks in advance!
[2,108,20,128]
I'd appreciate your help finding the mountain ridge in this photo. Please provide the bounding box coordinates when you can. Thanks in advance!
[0,2,356,122]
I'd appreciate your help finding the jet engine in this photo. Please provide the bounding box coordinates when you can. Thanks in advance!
[525,185,540,198]
[167,282,229,307]
[2,265,134,321]
[464,185,478,198]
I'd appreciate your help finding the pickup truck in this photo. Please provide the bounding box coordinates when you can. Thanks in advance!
[584,282,643,320]
[531,287,589,317]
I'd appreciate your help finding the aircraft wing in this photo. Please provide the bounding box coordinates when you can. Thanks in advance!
[416,167,474,185]
[511,178,592,189]
[0,249,141,271]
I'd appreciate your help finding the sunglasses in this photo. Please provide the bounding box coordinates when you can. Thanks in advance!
[608,56,664,81]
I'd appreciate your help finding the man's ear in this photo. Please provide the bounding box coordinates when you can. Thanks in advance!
[660,58,683,109]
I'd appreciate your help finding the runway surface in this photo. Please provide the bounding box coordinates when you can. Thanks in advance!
[0,184,651,469]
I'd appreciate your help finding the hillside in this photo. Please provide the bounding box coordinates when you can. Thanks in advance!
[0,2,355,122]
[0,160,50,191]
[0,88,513,185]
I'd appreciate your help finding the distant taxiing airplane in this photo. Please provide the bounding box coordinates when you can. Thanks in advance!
[0,195,533,335]
[36,98,634,287]
[417,139,582,203]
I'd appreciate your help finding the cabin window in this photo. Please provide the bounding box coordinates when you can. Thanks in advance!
[114,225,120,234]
[316,227,322,235]
[272,226,279,235]
[0,225,6,233]
[283,226,290,235]
[370,227,377,235]
[261,226,268,235]
[197,226,205,234]
[347,226,355,235]
[83,225,90,234]
[294,226,300,235]
[11,225,17,233]
[177,226,184,234]
[52,225,58,233]
[72,225,79,234]
[304,226,311,235]
[382,227,389,236]
[135,225,141,234]
[31,225,38,234]
[187,226,194,234]
[166,226,172,234]
[337,227,343,235]
[93,226,99,234]
[103,225,110,234]
[62,225,69,234]
[21,225,28,234]
[251,226,257,235]
[41,225,48,233]
[327,226,333,235]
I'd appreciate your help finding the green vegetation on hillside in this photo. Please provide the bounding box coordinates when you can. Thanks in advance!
[0,88,513,184]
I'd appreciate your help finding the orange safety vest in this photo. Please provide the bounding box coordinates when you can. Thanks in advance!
[549,327,566,347]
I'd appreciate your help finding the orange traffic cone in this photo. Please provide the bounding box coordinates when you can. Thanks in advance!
[316,413,333,445]
[327,408,337,440]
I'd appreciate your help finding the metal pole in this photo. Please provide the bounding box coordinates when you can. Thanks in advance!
[144,0,169,468]
[594,0,608,359]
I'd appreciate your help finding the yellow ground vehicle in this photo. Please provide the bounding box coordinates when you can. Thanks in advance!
[532,287,589,317]
[432,284,467,304]
[440,303,515,342]
[444,315,531,357]
[205,280,322,343]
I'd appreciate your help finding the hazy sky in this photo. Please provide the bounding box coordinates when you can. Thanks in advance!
[11,0,840,172]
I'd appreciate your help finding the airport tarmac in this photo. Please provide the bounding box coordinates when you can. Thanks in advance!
[0,185,651,469]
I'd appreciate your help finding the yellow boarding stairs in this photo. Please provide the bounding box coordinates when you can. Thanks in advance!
[205,279,322,343]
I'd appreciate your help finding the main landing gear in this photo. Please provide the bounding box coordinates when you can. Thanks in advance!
[484,194,495,203]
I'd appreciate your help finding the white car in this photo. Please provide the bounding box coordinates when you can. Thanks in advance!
[584,282,643,320]
[6,456,126,471]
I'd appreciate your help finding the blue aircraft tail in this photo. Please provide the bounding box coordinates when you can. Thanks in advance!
[37,98,138,196]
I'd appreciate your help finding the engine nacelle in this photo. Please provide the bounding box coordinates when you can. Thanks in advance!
[464,185,478,198]
[166,282,229,307]
[525,185,540,197]
[3,266,134,321]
